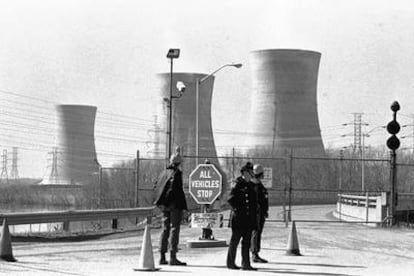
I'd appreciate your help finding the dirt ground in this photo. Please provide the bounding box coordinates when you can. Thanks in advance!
[1,205,414,276]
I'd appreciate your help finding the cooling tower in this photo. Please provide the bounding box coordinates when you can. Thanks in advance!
[41,105,99,185]
[156,73,220,167]
[248,49,325,155]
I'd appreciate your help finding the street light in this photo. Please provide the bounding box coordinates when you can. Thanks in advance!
[166,48,181,160]
[195,63,242,164]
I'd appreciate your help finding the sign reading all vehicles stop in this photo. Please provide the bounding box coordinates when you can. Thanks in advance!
[189,164,222,205]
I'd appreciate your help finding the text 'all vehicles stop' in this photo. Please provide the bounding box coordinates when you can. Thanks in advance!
[189,164,222,204]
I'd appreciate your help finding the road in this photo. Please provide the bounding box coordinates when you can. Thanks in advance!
[1,205,414,275]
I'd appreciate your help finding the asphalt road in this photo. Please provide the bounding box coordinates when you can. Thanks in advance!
[1,205,414,276]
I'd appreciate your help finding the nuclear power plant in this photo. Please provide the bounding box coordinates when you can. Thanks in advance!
[41,105,100,185]
[247,49,325,155]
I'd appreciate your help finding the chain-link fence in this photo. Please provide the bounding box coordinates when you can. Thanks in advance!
[134,151,413,221]
[2,150,413,234]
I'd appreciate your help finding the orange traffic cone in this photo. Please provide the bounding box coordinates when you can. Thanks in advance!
[133,224,160,271]
[0,219,16,262]
[286,221,301,256]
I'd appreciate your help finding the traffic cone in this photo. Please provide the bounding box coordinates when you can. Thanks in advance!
[133,224,160,271]
[0,219,16,262]
[286,221,301,256]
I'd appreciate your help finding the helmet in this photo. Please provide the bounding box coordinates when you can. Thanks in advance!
[170,153,182,165]
[253,164,264,176]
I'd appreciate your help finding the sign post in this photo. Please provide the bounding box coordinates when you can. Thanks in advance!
[187,163,226,248]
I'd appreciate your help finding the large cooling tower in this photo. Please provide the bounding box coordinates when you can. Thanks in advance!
[248,49,325,155]
[41,105,99,185]
[156,73,219,166]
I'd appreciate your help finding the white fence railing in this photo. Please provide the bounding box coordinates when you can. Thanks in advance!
[336,193,387,224]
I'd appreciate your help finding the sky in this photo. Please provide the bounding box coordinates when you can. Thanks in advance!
[1,0,414,177]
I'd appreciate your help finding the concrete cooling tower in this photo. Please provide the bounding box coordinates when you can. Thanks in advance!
[156,73,220,167]
[247,49,325,155]
[41,105,99,185]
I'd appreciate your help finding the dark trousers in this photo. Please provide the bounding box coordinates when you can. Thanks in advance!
[159,208,182,254]
[226,227,253,268]
[251,216,265,254]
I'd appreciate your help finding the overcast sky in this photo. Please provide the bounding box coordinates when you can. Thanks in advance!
[1,0,414,177]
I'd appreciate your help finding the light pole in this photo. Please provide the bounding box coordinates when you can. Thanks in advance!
[166,48,181,160]
[195,63,242,164]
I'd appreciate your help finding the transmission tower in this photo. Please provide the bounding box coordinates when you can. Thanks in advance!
[10,147,19,180]
[0,149,9,185]
[48,147,59,184]
[342,113,368,156]
[353,113,363,154]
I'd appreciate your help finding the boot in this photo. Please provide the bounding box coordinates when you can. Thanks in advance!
[169,251,187,266]
[159,253,168,265]
[252,253,268,263]
[241,265,258,271]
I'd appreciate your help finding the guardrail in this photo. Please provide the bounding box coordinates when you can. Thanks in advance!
[0,207,156,231]
[336,193,386,224]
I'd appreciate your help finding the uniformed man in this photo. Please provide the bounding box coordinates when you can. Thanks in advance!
[226,162,258,270]
[251,164,269,263]
[154,148,187,266]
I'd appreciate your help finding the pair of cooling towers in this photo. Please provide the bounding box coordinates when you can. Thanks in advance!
[42,49,325,185]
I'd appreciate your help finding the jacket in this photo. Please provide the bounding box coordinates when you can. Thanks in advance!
[227,176,257,230]
[254,180,269,218]
[154,165,188,210]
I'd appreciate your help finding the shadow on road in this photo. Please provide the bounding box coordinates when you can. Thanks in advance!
[258,268,359,276]
[186,264,228,269]
[268,261,366,269]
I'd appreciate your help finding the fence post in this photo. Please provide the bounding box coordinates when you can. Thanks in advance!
[232,147,235,181]
[135,150,140,208]
[338,194,342,221]
[288,149,293,222]
[63,221,70,231]
[99,166,103,209]
[112,219,118,230]
[338,150,344,221]
[365,191,369,223]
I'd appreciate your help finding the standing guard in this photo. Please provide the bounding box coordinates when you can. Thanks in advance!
[226,162,258,270]
[154,147,188,266]
[251,164,269,263]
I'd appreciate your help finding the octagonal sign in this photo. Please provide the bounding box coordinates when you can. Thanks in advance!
[189,164,222,205]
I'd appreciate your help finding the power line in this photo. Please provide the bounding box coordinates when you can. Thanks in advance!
[0,89,157,124]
